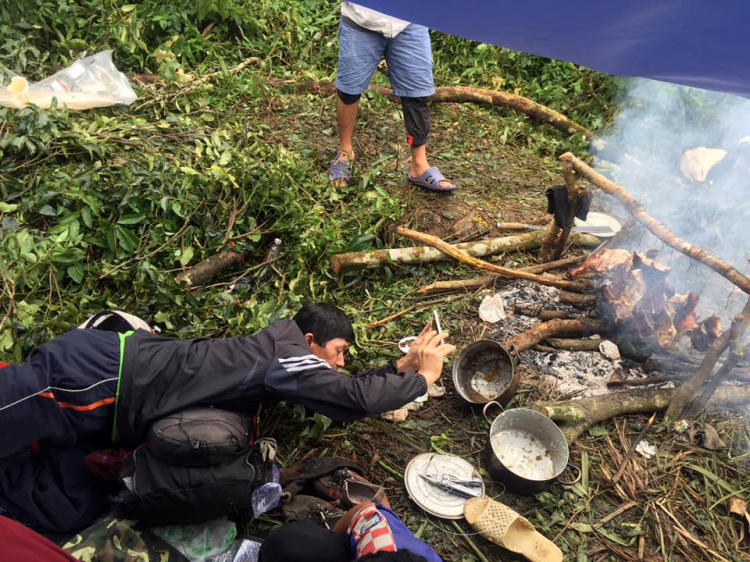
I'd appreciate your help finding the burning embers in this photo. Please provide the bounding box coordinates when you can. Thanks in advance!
[571,249,721,353]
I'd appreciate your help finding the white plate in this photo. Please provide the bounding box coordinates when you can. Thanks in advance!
[574,211,622,238]
[404,453,484,519]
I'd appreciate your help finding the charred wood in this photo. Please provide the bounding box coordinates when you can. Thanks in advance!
[559,291,597,306]
[546,338,603,351]
[512,302,589,321]
[502,318,607,352]
[666,299,750,420]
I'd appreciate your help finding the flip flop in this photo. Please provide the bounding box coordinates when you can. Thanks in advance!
[464,497,562,562]
[407,167,457,192]
[329,151,352,187]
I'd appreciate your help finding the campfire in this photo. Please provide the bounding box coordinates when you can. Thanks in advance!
[570,248,722,354]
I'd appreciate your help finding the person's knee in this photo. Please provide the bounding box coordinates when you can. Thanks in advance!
[401,97,430,148]
[337,89,361,106]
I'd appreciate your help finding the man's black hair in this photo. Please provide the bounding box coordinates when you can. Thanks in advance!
[359,551,429,562]
[293,303,355,345]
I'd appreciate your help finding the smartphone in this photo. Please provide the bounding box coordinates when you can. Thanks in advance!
[433,310,443,345]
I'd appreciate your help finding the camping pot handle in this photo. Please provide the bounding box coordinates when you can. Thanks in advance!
[482,401,504,423]
[557,462,582,486]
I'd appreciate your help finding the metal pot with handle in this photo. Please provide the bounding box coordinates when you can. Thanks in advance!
[482,402,579,494]
[452,340,519,405]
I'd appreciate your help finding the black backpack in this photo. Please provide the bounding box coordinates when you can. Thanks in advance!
[120,446,271,525]
[147,408,252,467]
[118,408,274,525]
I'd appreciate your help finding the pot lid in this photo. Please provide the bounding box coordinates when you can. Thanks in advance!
[404,453,485,519]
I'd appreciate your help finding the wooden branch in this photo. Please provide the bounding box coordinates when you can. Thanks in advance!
[689,314,750,415]
[396,227,590,292]
[416,255,585,295]
[559,291,596,306]
[333,230,541,274]
[551,159,586,261]
[332,231,600,274]
[561,152,750,295]
[537,386,750,444]
[534,388,673,443]
[265,79,596,140]
[175,249,248,287]
[539,222,560,263]
[366,296,453,328]
[546,338,602,351]
[612,412,656,484]
[501,318,606,352]
[665,299,750,420]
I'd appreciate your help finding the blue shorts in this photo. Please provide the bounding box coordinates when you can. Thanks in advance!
[335,19,435,99]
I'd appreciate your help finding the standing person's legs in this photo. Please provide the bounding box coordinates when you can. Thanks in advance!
[386,24,455,191]
[330,19,386,187]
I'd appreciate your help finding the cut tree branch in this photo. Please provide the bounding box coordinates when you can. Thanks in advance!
[175,249,248,287]
[331,230,599,274]
[265,79,597,141]
[533,386,750,444]
[416,255,585,295]
[395,227,591,292]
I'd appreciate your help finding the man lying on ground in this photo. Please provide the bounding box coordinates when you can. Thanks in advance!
[0,302,455,533]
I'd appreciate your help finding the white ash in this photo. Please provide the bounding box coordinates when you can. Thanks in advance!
[486,281,646,397]
[523,348,643,397]
[484,281,563,340]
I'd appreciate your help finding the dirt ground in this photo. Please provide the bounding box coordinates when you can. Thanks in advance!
[244,92,750,562]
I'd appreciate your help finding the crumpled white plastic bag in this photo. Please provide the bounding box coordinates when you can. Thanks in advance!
[478,294,506,323]
[0,50,137,110]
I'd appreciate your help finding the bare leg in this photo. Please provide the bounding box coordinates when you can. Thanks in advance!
[337,97,358,159]
[330,98,359,187]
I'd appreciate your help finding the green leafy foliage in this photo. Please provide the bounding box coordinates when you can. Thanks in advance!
[0,0,615,361]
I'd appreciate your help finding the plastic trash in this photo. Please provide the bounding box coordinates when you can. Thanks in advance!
[635,440,657,459]
[251,464,282,518]
[0,50,137,110]
[478,294,507,323]
[207,538,262,562]
[153,518,237,562]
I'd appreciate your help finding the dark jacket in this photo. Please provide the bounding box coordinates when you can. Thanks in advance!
[116,319,426,446]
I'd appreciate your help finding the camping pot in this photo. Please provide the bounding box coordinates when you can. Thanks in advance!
[452,340,519,405]
[482,403,579,494]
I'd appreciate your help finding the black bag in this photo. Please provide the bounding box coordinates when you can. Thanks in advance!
[120,446,271,525]
[147,408,252,467]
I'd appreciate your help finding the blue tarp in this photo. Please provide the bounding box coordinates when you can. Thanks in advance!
[356,1,750,97]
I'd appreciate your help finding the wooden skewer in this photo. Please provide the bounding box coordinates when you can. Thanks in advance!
[612,412,657,484]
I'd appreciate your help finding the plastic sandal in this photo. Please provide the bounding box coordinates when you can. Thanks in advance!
[464,497,562,562]
[407,167,457,192]
[329,151,352,187]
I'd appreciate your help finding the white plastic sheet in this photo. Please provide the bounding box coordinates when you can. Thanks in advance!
[0,50,137,110]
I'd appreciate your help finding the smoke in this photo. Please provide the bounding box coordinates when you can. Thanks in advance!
[593,79,750,323]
